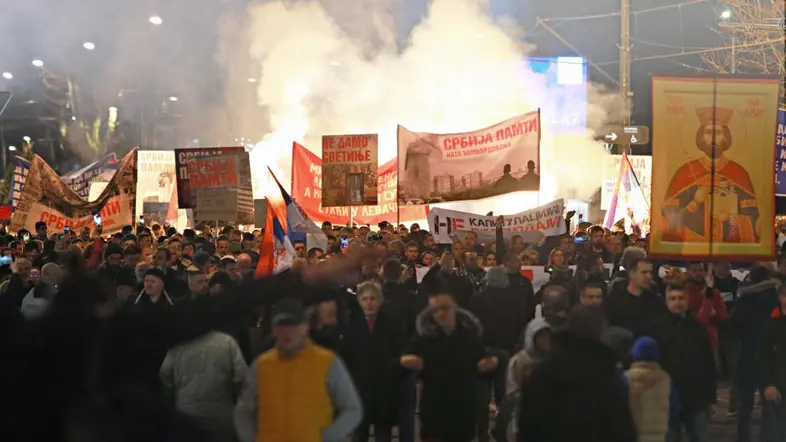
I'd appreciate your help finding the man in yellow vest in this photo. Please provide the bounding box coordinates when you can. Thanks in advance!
[234,298,362,442]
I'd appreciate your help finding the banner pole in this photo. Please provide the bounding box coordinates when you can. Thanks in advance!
[349,209,354,228]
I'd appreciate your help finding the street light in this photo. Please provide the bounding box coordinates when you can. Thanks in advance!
[32,59,43,67]
[168,96,178,102]
[247,78,257,83]
[720,9,732,19]
[22,136,30,142]
[8,146,16,152]
[1,72,11,80]
[149,15,163,25]
[83,42,95,50]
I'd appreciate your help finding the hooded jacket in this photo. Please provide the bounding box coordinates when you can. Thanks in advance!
[623,336,680,442]
[409,307,486,440]
[731,279,780,386]
[507,317,550,398]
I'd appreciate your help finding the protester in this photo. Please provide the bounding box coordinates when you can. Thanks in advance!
[758,282,786,441]
[234,298,362,442]
[622,336,680,442]
[517,305,637,442]
[604,257,667,337]
[160,331,247,442]
[648,282,716,442]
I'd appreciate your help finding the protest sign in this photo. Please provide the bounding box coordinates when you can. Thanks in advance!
[291,142,427,225]
[195,189,239,223]
[175,147,253,224]
[321,134,378,207]
[601,155,652,210]
[136,150,178,220]
[775,108,786,196]
[427,199,566,244]
[398,110,541,204]
[10,154,117,208]
[11,150,136,234]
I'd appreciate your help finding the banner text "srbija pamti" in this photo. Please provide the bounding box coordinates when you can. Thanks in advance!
[443,115,538,159]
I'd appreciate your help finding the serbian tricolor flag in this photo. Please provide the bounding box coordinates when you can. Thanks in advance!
[255,168,296,278]
[603,152,649,234]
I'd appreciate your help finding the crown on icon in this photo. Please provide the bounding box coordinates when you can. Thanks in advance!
[696,107,734,126]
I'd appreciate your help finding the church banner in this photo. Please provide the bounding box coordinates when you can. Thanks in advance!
[174,146,253,224]
[321,134,378,207]
[650,76,780,260]
[427,199,565,244]
[775,108,786,197]
[291,142,427,225]
[397,110,540,205]
[10,150,136,234]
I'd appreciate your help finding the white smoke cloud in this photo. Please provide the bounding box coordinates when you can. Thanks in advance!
[242,0,624,213]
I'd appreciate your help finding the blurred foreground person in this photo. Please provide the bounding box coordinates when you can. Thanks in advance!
[494,317,551,442]
[400,266,497,442]
[234,298,362,442]
[757,283,786,441]
[160,331,247,442]
[623,336,680,442]
[516,305,636,442]
[0,251,365,442]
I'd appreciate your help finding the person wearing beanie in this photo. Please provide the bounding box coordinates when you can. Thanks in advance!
[622,336,680,442]
[125,267,174,315]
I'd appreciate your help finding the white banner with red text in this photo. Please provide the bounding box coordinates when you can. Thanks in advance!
[427,199,566,244]
[398,110,541,205]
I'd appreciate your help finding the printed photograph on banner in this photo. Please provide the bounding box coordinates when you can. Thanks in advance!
[136,150,177,219]
[775,109,786,197]
[650,77,780,260]
[601,155,652,210]
[321,134,378,207]
[397,110,541,205]
[142,202,170,225]
[10,149,137,234]
[174,146,253,224]
[292,142,426,225]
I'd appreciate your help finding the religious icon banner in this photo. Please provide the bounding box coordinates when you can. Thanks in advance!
[650,76,781,260]
[397,110,541,205]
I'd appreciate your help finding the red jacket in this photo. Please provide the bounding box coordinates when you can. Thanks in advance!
[686,281,729,349]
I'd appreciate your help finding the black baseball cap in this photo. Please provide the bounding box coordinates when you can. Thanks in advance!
[271,298,307,326]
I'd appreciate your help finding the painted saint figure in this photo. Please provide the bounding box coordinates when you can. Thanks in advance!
[660,107,759,243]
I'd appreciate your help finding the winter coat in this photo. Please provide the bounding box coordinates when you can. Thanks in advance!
[469,286,528,352]
[647,314,716,413]
[603,288,668,338]
[507,317,550,398]
[517,330,637,442]
[381,281,426,338]
[126,289,175,315]
[625,362,671,442]
[731,279,780,387]
[758,308,786,416]
[406,308,486,441]
[20,283,58,320]
[340,311,406,426]
[685,281,729,350]
[160,331,247,442]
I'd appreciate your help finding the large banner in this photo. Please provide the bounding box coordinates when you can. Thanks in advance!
[775,109,786,196]
[397,110,541,204]
[601,155,652,210]
[10,154,118,208]
[650,76,780,260]
[321,134,378,207]
[427,199,566,244]
[292,142,427,225]
[175,147,253,224]
[11,150,136,234]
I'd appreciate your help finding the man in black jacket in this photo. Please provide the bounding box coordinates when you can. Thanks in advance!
[604,257,667,337]
[517,305,636,442]
[757,283,786,441]
[649,282,715,442]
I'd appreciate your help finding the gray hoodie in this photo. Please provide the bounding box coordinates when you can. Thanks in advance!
[506,317,551,397]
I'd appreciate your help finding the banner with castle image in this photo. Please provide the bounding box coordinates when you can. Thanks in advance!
[397,110,541,205]
[649,76,781,260]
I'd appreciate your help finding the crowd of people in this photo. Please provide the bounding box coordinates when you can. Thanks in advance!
[0,214,785,442]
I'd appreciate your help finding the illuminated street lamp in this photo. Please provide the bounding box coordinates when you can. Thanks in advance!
[83,42,95,50]
[22,136,30,142]
[168,96,178,102]
[1,72,11,80]
[32,59,44,67]
[149,15,163,25]
[720,9,732,19]
[8,146,16,152]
